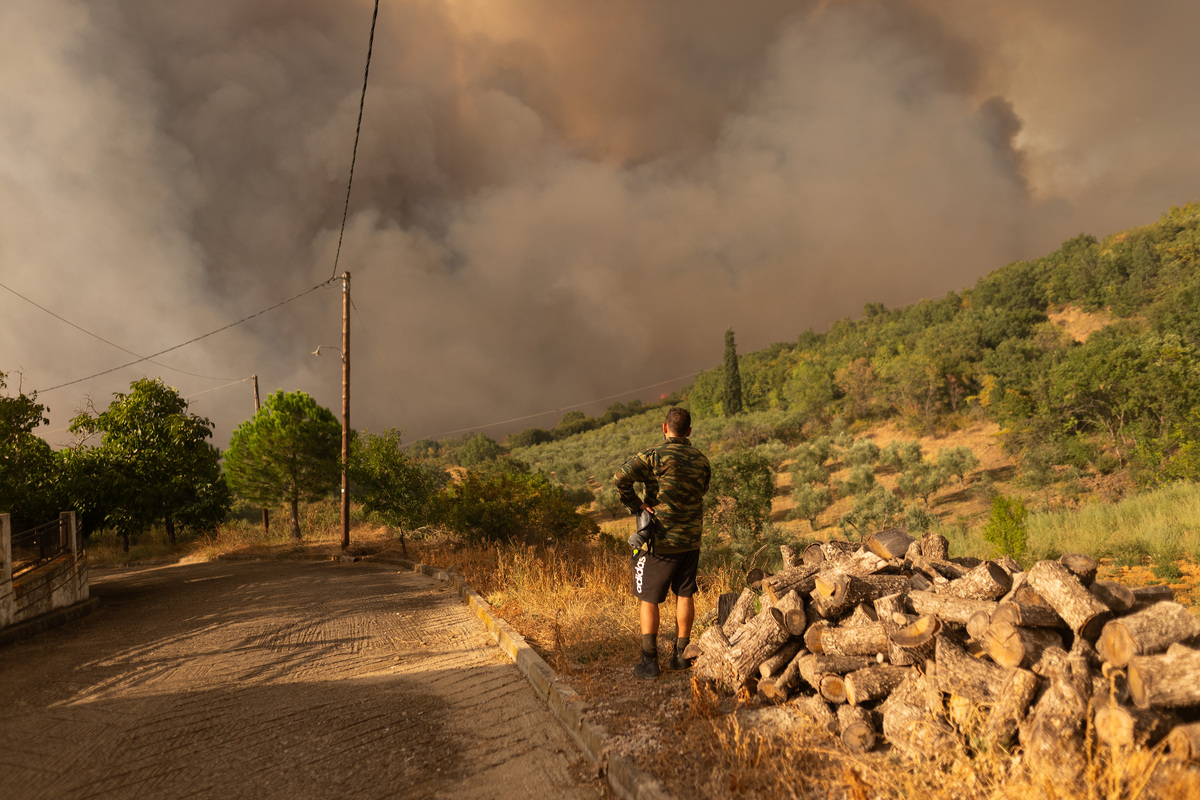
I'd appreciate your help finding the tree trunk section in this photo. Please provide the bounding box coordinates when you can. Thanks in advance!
[818,622,890,658]
[1089,579,1135,614]
[921,530,949,561]
[290,497,302,540]
[1128,646,1200,709]
[1092,703,1177,748]
[908,590,997,625]
[1059,552,1099,587]
[763,565,820,605]
[758,649,808,704]
[991,600,1065,630]
[845,665,911,706]
[1097,602,1200,668]
[1131,584,1175,605]
[721,588,758,637]
[890,614,942,666]
[837,704,877,753]
[881,672,957,761]
[758,640,804,681]
[982,667,1039,750]
[727,591,804,688]
[933,635,1010,704]
[982,620,1064,669]
[1025,560,1112,641]
[1166,721,1200,762]
[819,673,848,704]
[1019,652,1092,784]
[867,527,915,561]
[942,561,1013,601]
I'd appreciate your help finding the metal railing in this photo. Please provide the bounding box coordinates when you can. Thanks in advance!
[11,518,67,578]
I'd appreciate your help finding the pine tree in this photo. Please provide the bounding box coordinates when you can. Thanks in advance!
[722,328,744,416]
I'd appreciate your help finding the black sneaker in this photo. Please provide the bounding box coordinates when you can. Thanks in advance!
[667,652,693,671]
[633,657,660,679]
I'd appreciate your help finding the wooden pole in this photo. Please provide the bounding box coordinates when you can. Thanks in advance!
[252,374,268,534]
[341,272,351,550]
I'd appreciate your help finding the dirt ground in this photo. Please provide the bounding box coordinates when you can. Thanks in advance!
[0,559,612,800]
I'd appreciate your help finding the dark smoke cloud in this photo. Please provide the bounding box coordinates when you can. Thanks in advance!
[3,0,1198,448]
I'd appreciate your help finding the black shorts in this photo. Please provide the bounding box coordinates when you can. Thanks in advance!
[632,549,700,604]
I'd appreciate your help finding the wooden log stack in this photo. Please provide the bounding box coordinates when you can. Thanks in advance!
[690,535,1200,767]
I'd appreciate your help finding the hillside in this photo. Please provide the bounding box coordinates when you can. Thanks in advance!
[501,202,1200,559]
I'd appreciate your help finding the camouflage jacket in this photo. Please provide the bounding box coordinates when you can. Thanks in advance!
[613,436,711,553]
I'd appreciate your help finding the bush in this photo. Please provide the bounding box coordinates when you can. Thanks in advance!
[706,451,775,539]
[982,495,1029,559]
[438,463,598,545]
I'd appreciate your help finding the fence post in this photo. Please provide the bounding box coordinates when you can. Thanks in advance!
[61,511,78,557]
[2,513,11,585]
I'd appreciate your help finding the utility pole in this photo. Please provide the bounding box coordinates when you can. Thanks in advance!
[341,272,351,550]
[252,374,268,534]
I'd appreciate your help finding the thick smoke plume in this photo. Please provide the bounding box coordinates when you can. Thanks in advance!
[3,0,1198,446]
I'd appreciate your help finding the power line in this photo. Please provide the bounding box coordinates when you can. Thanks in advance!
[34,279,338,394]
[330,0,380,280]
[40,376,254,437]
[0,278,236,382]
[412,371,702,441]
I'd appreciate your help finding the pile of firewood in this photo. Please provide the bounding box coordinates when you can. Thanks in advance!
[685,529,1200,773]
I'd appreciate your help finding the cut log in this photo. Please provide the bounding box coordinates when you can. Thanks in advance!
[1093,703,1177,748]
[1026,560,1113,641]
[934,635,1010,704]
[966,610,991,642]
[1128,647,1200,709]
[909,573,934,592]
[759,649,808,704]
[1165,721,1200,762]
[998,571,1053,607]
[820,674,848,704]
[716,591,743,628]
[844,604,878,628]
[1059,552,1099,587]
[845,665,911,705]
[1096,601,1200,668]
[809,653,879,675]
[1019,651,1092,784]
[993,555,1023,575]
[694,625,734,688]
[721,588,758,637]
[941,561,1013,601]
[791,695,839,734]
[727,591,804,688]
[1131,584,1175,605]
[802,540,858,567]
[837,704,877,753]
[881,672,957,761]
[779,544,799,569]
[890,614,942,666]
[982,667,1039,750]
[991,600,1066,630]
[818,622,891,658]
[759,640,805,681]
[804,622,828,655]
[950,556,983,570]
[982,620,1064,669]
[746,567,768,589]
[762,565,821,605]
[1089,579,1135,614]
[813,573,910,618]
[908,590,998,625]
[1031,646,1071,680]
[867,527,915,561]
[921,530,949,561]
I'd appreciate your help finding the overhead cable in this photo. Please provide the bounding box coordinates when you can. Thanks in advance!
[330,0,381,280]
[34,279,338,394]
[0,278,236,382]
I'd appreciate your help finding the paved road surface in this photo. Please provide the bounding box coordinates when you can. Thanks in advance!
[0,559,609,800]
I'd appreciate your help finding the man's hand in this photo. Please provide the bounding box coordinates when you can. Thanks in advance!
[640,503,656,514]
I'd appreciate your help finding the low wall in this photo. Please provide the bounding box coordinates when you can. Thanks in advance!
[1,512,91,631]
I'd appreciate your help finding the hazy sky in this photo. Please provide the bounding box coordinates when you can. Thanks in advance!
[3,0,1198,448]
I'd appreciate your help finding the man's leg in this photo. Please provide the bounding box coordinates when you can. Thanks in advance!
[635,600,661,678]
[641,599,660,636]
[667,595,696,670]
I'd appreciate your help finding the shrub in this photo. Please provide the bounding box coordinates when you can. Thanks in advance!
[706,451,775,539]
[982,495,1028,559]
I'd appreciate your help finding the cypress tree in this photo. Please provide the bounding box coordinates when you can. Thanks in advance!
[722,327,744,416]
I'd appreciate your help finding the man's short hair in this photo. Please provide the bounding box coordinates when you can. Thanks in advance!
[665,407,691,436]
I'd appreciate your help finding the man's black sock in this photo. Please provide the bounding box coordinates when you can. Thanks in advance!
[641,633,658,659]
[675,636,690,654]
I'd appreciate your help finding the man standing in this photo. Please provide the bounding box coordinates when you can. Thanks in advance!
[613,407,711,678]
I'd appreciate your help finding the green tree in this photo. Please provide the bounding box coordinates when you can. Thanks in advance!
[455,432,505,466]
[67,378,229,549]
[224,390,341,539]
[0,372,58,530]
[349,428,447,529]
[791,482,832,530]
[896,458,948,507]
[845,437,881,468]
[706,450,773,537]
[838,486,901,540]
[722,328,744,416]
[936,446,980,484]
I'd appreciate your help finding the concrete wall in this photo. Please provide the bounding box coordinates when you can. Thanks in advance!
[1,512,90,630]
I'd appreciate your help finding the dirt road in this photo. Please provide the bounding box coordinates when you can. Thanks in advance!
[0,559,611,800]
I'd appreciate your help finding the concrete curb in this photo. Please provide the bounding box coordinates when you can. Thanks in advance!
[0,597,101,648]
[362,556,675,800]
